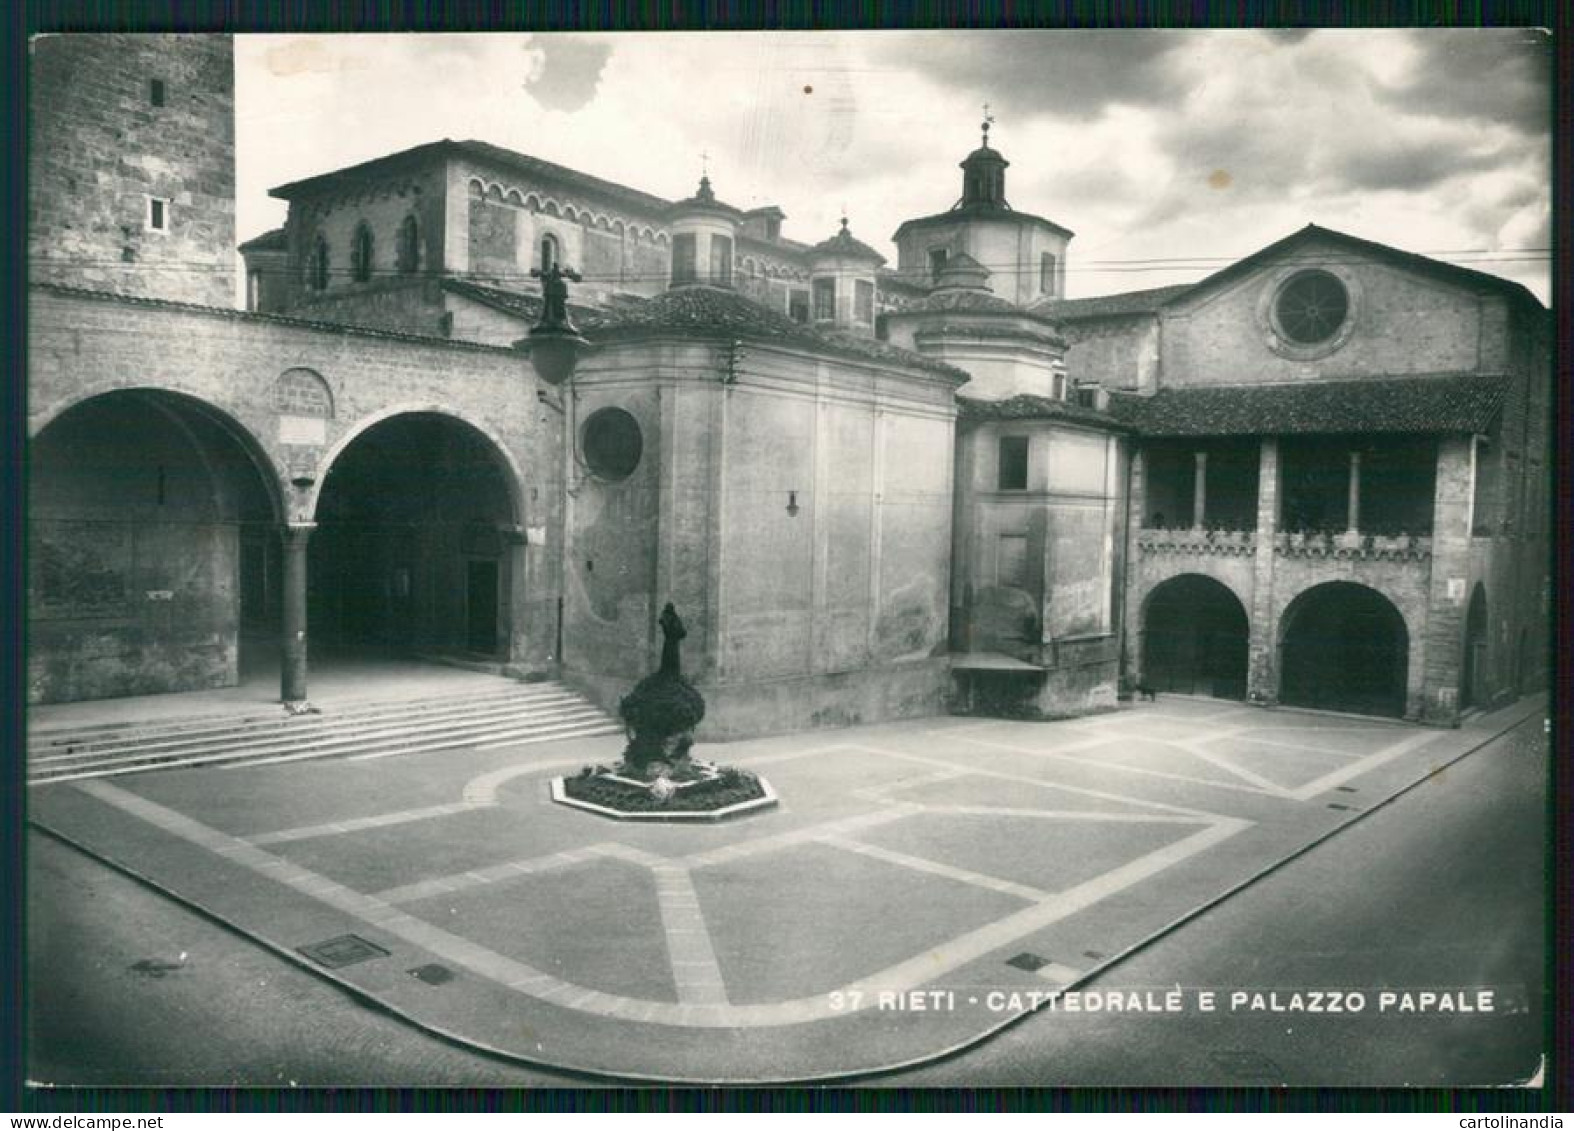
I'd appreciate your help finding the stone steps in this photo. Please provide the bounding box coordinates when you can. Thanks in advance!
[27,681,623,785]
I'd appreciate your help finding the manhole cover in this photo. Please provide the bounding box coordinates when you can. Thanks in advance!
[408,963,454,985]
[297,934,390,968]
[1006,952,1050,972]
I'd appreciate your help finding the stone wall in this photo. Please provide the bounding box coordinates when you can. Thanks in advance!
[30,34,235,308]
[562,338,958,738]
[1160,241,1509,386]
[29,286,565,700]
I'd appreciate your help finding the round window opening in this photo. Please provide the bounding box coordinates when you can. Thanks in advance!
[581,408,643,481]
[1274,270,1350,345]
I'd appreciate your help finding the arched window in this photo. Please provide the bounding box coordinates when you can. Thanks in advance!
[309,235,329,291]
[397,216,420,274]
[540,233,559,273]
[351,223,374,283]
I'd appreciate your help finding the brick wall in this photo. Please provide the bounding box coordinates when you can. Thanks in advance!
[30,34,235,308]
[30,287,566,698]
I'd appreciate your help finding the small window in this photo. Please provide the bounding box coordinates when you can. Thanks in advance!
[1052,372,1067,402]
[671,233,697,284]
[998,435,1029,491]
[246,269,261,311]
[788,289,809,324]
[147,197,169,232]
[709,234,733,285]
[351,223,374,283]
[397,215,420,273]
[581,408,643,481]
[540,233,559,272]
[1040,252,1057,297]
[812,277,836,321]
[309,235,330,291]
[855,279,874,323]
[150,78,166,107]
[929,247,948,281]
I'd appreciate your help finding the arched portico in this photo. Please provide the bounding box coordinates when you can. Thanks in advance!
[300,411,528,695]
[1279,581,1409,718]
[29,388,285,704]
[1139,574,1249,700]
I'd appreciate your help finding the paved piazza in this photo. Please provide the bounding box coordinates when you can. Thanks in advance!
[29,695,1537,1083]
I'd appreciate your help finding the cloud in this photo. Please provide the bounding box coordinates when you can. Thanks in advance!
[864,30,1190,123]
[1376,29,1551,136]
[521,35,613,113]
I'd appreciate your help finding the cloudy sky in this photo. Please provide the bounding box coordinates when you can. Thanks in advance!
[235,29,1551,302]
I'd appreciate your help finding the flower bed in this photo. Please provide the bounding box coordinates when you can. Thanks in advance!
[552,762,778,822]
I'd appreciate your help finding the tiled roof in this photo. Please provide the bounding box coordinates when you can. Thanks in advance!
[238,227,287,252]
[809,223,886,265]
[1034,284,1193,321]
[440,279,611,329]
[1184,224,1544,312]
[588,285,968,380]
[31,282,519,354]
[894,203,1074,240]
[914,289,1035,316]
[271,139,675,219]
[1107,373,1511,437]
[957,393,1129,430]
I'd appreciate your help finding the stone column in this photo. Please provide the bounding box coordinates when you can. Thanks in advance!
[1246,437,1280,705]
[1192,451,1208,531]
[280,522,315,704]
[1420,435,1476,724]
[1346,450,1362,533]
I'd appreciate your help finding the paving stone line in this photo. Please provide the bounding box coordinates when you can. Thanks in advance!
[66,766,1256,1031]
[849,744,1227,821]
[247,801,481,846]
[1288,729,1442,801]
[649,865,729,1006]
[816,834,1050,903]
[952,732,1285,799]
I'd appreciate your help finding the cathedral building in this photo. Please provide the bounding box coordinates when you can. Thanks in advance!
[28,33,1549,733]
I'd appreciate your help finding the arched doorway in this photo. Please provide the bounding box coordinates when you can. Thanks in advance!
[1280,582,1408,718]
[1461,584,1488,710]
[1141,575,1249,700]
[29,389,282,703]
[311,413,520,662]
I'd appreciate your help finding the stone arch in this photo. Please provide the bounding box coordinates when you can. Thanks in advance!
[308,409,527,658]
[1278,581,1409,717]
[1138,573,1249,699]
[524,191,545,212]
[29,384,285,521]
[542,199,562,218]
[563,203,580,223]
[307,404,526,527]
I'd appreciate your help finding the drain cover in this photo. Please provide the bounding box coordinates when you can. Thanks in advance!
[408,963,454,985]
[1006,952,1050,972]
[1335,786,1358,793]
[1326,802,1356,811]
[1083,950,1107,961]
[297,934,390,968]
